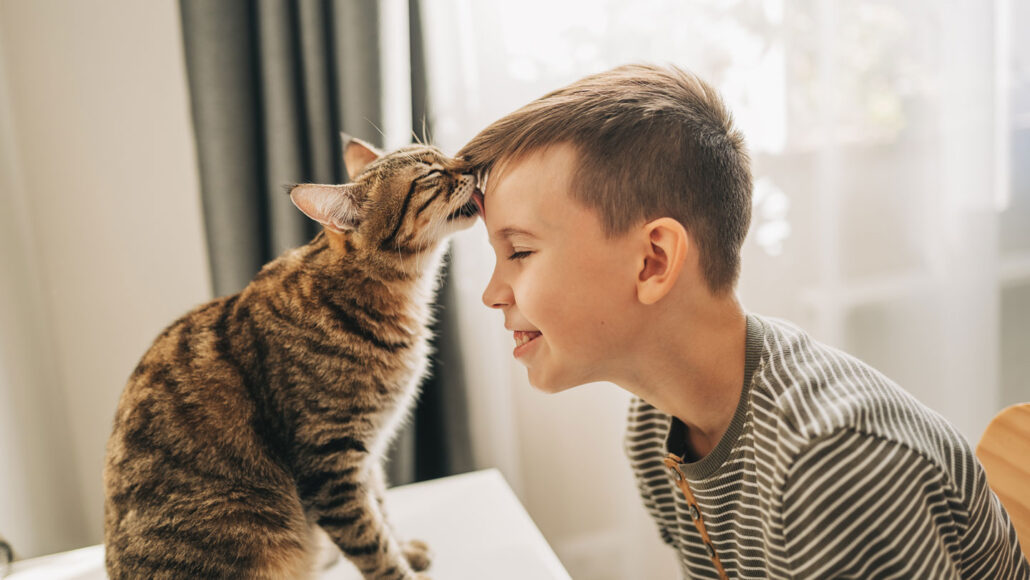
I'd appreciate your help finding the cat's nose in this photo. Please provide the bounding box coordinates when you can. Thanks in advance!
[457,174,478,207]
[458,174,476,191]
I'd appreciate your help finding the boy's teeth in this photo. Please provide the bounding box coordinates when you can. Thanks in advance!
[514,331,541,347]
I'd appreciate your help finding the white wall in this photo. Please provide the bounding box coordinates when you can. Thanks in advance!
[0,0,211,556]
[0,25,87,557]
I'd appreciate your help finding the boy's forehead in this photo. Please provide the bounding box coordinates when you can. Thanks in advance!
[484,187,539,242]
[484,148,575,235]
[487,145,577,200]
[482,144,611,251]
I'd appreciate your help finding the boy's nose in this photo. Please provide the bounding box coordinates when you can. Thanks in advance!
[481,272,512,310]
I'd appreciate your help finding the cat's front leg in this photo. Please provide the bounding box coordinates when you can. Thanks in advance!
[304,464,425,580]
[369,461,432,572]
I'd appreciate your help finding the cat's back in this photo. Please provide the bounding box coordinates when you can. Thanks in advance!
[103,286,312,579]
[108,246,307,455]
[109,293,254,453]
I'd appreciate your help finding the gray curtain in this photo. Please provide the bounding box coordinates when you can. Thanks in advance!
[179,0,471,485]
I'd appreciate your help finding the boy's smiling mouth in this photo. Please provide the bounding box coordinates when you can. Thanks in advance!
[513,330,543,357]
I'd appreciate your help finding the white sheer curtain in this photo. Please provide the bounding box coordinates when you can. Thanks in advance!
[423,1,1028,578]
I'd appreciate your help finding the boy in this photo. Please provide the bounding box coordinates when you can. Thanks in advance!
[458,64,1029,578]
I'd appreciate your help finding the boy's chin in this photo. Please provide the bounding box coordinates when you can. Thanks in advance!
[526,370,583,395]
[530,382,572,395]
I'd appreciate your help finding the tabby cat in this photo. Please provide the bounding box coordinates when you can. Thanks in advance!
[103,137,482,579]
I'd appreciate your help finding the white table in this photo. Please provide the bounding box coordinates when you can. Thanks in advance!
[6,469,570,580]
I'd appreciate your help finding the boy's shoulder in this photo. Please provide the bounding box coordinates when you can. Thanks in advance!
[752,313,933,426]
[626,314,1028,580]
[628,313,972,482]
[745,313,971,476]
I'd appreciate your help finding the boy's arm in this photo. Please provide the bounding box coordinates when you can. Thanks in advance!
[780,428,1030,579]
[631,464,676,547]
[625,398,677,547]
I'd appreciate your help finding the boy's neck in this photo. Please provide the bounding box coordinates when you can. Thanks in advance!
[619,290,748,460]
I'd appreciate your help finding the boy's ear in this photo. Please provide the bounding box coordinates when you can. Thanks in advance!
[289,183,364,233]
[341,133,382,181]
[636,218,690,305]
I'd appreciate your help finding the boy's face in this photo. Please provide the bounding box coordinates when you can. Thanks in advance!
[481,144,645,393]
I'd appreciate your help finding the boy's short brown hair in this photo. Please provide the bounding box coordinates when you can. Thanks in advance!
[458,63,752,294]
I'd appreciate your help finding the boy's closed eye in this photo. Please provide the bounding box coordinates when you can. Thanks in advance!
[507,250,533,261]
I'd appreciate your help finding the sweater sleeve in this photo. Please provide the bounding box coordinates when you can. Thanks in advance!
[779,428,1030,579]
[625,398,677,547]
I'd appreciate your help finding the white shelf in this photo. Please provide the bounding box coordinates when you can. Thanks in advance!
[1001,252,1030,287]
[800,250,1030,310]
[7,469,570,580]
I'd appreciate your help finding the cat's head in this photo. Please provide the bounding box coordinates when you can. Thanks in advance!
[289,136,481,261]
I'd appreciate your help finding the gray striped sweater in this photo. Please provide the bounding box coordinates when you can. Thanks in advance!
[626,314,1029,579]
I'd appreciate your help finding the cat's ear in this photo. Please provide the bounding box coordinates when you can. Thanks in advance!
[289,183,364,233]
[341,133,382,181]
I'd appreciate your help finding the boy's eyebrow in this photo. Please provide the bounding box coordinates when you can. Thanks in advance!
[493,226,538,241]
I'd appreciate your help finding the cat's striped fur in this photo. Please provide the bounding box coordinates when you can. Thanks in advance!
[103,138,480,579]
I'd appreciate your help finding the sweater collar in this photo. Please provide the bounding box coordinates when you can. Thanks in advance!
[665,313,767,480]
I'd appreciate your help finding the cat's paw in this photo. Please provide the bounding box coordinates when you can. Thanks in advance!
[402,539,432,572]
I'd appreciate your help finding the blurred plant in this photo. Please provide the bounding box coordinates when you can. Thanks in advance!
[788,0,934,146]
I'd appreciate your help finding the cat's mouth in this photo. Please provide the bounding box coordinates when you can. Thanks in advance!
[448,197,480,221]
[447,182,483,221]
